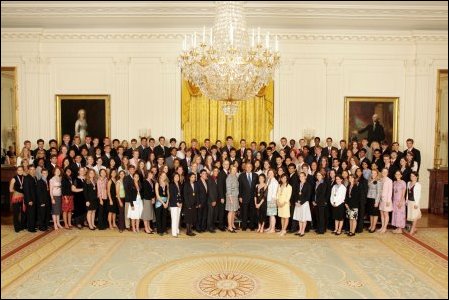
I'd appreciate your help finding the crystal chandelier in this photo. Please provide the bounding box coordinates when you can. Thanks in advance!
[178,1,280,116]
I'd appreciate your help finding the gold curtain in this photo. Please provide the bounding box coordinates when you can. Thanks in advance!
[181,80,274,146]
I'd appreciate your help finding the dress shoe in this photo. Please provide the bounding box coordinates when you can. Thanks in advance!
[219,227,226,232]
[242,228,247,231]
[28,229,37,233]
[208,229,216,233]
[187,232,196,236]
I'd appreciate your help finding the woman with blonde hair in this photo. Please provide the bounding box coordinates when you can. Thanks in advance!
[16,147,33,167]
[225,165,239,233]
[378,168,393,234]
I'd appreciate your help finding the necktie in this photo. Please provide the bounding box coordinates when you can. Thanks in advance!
[247,173,251,185]
[373,123,376,131]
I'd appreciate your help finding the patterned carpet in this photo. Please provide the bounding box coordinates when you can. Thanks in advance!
[1,226,447,299]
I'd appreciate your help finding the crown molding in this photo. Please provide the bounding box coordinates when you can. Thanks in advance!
[1,1,447,31]
[2,30,447,43]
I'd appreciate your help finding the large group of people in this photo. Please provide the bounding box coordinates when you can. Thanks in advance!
[8,132,423,237]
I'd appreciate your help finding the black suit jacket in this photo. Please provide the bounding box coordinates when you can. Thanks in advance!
[36,179,50,206]
[338,148,348,162]
[197,180,208,206]
[183,182,198,209]
[298,181,312,205]
[238,172,258,203]
[315,181,327,206]
[154,145,170,158]
[124,174,137,206]
[207,177,219,203]
[137,145,150,161]
[322,146,338,158]
[23,175,37,205]
[358,122,385,145]
[217,169,228,200]
[288,173,300,205]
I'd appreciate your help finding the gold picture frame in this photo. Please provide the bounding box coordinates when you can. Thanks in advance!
[344,97,399,143]
[56,95,111,144]
[1,66,19,152]
[434,69,448,168]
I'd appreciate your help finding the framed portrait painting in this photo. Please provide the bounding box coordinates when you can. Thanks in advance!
[344,97,399,144]
[56,95,110,144]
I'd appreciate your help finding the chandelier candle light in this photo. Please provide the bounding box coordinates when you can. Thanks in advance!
[178,1,280,117]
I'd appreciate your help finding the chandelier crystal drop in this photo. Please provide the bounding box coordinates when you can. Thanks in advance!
[178,1,280,116]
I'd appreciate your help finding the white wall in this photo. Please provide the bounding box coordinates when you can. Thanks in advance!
[1,28,447,208]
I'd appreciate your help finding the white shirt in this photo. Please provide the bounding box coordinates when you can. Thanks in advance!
[330,184,346,207]
[267,178,279,203]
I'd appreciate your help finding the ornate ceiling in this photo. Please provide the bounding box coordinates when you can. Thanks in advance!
[1,1,447,31]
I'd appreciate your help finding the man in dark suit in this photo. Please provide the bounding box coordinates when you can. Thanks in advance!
[238,139,247,161]
[391,142,403,158]
[137,137,150,161]
[358,149,370,167]
[287,163,300,233]
[71,155,83,176]
[196,170,208,233]
[154,136,170,158]
[404,138,421,172]
[355,114,386,145]
[123,165,137,230]
[23,165,38,232]
[338,140,348,162]
[322,137,338,159]
[36,168,50,231]
[221,136,234,154]
[310,137,321,156]
[217,160,229,231]
[266,147,277,169]
[259,141,268,161]
[101,145,113,167]
[280,137,291,154]
[238,162,258,231]
[46,155,58,180]
[207,167,220,233]
[80,136,93,156]
[125,139,138,159]
[71,135,82,155]
[33,139,46,158]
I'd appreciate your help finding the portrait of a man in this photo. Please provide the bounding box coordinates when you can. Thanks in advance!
[344,97,398,145]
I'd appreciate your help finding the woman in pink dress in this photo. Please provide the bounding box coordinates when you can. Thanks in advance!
[378,168,393,234]
[392,170,406,233]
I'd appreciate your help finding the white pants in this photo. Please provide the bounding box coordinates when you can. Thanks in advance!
[170,206,181,236]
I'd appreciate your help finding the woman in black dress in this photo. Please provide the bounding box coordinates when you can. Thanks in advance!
[107,169,118,230]
[73,167,87,229]
[84,169,98,230]
[254,174,268,233]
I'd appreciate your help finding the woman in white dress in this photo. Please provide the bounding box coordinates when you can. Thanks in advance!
[74,109,88,144]
[128,173,143,232]
[293,172,312,237]
[406,171,422,235]
[265,169,279,233]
